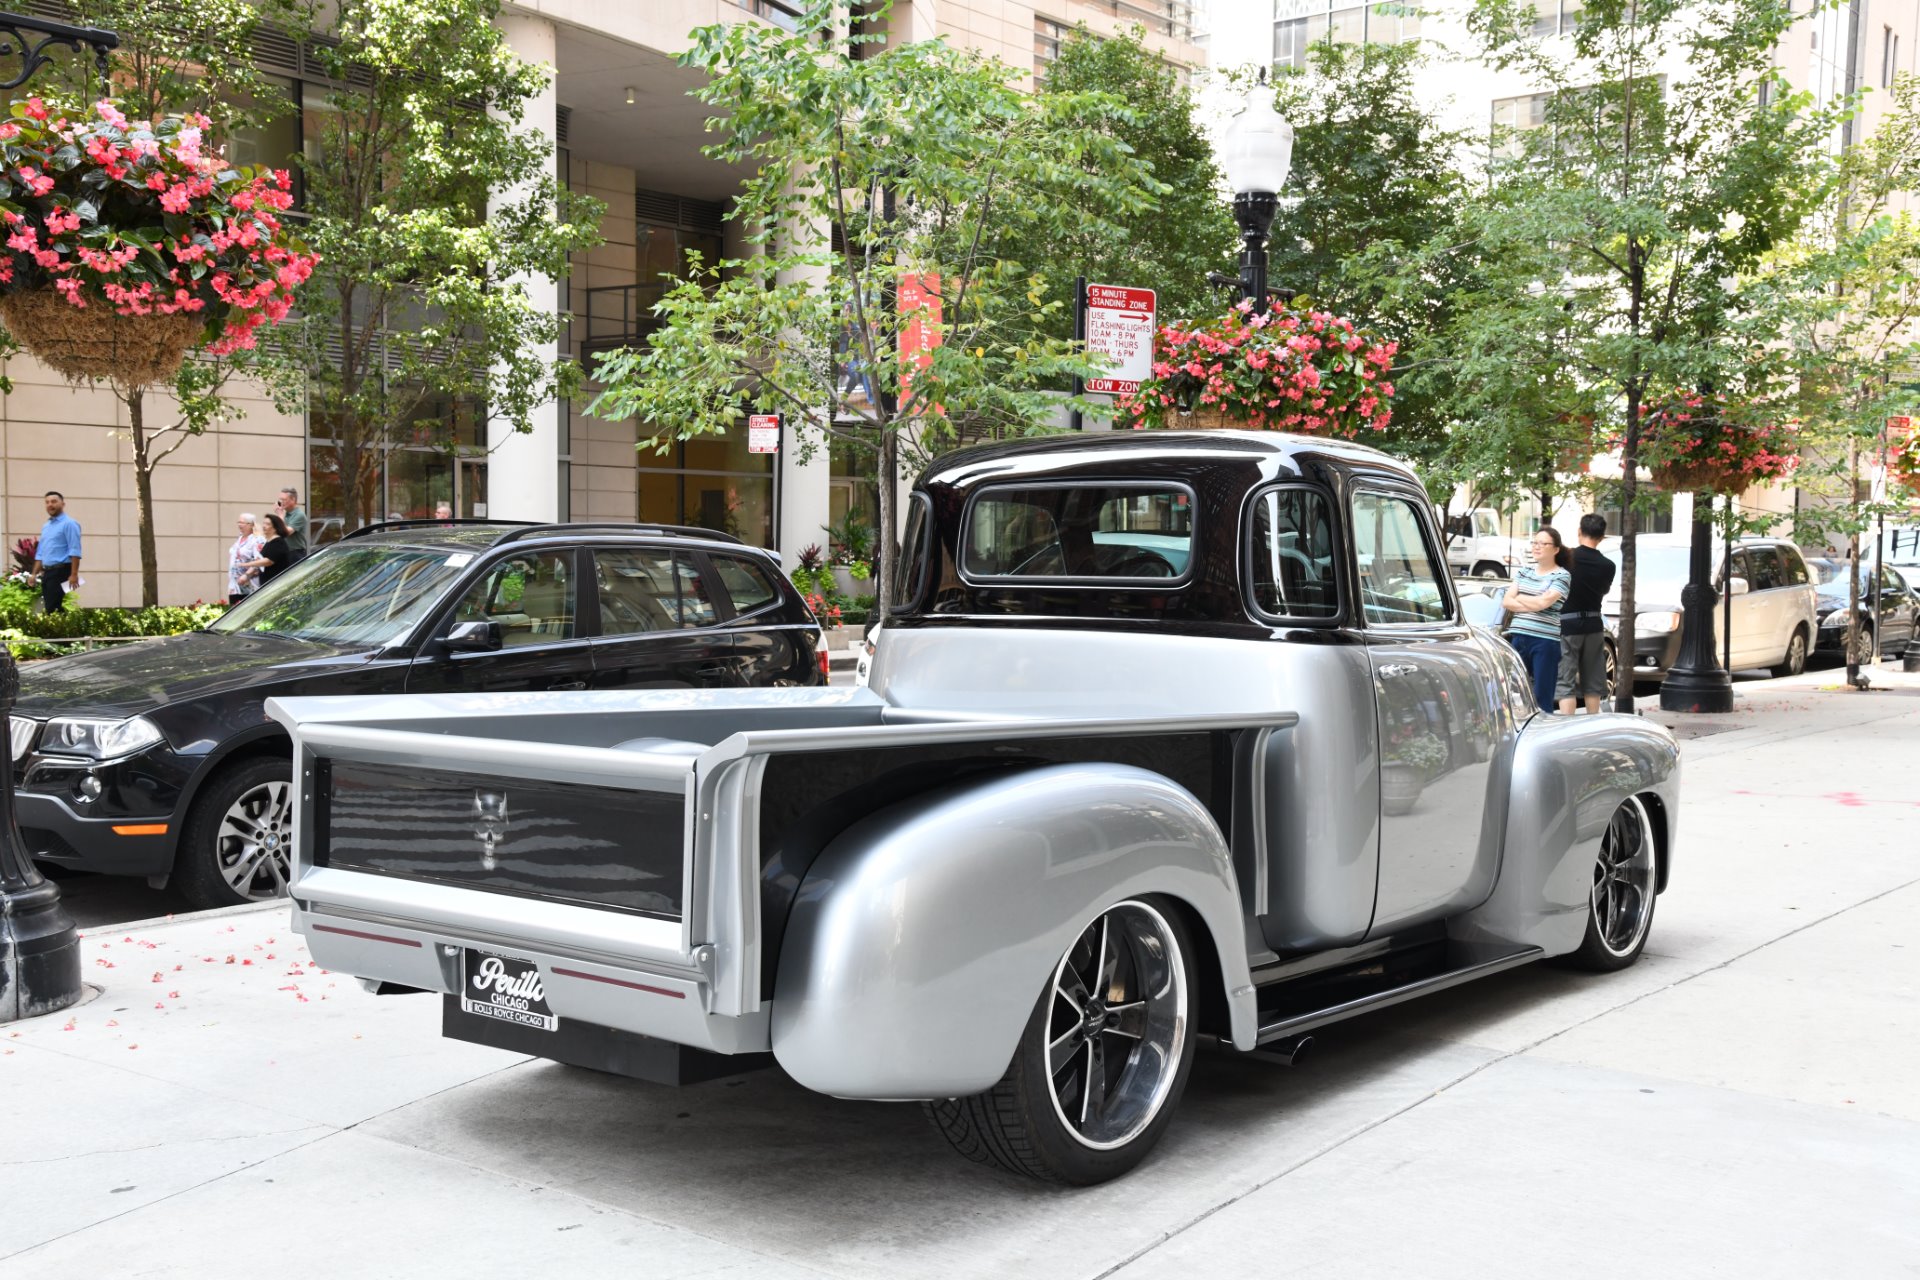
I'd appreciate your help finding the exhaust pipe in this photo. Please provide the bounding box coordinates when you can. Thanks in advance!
[1253,1033,1314,1066]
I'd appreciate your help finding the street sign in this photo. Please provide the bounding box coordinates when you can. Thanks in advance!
[747,413,780,454]
[1890,415,1913,435]
[1083,283,1156,396]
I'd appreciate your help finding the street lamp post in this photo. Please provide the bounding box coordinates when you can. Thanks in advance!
[0,9,120,1023]
[1659,492,1735,713]
[1216,78,1293,316]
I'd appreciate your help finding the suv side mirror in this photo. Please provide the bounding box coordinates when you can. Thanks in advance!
[445,619,501,653]
[1727,576,1751,597]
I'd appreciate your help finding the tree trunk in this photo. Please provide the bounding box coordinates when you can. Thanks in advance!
[1846,433,1862,683]
[127,388,161,609]
[1613,385,1641,713]
[873,425,898,615]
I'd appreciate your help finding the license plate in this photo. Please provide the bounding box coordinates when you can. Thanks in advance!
[459,949,558,1032]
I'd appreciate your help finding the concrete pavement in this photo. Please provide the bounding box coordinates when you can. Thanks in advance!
[3,675,1917,1279]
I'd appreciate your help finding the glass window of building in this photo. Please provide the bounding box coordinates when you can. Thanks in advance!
[635,425,775,547]
[1329,5,1367,45]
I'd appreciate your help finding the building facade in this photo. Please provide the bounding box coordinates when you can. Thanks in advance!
[0,0,1204,607]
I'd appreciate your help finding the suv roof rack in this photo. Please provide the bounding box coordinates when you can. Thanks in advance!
[343,518,535,540]
[494,522,745,546]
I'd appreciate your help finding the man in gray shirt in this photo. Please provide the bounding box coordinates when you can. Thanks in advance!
[278,487,309,555]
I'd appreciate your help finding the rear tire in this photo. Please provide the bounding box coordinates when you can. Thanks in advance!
[924,898,1197,1185]
[174,756,296,910]
[1770,627,1809,678]
[1473,561,1507,580]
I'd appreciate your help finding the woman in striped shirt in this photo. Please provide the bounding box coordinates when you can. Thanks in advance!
[1502,526,1572,713]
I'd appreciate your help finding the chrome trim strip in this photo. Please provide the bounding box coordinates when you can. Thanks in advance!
[295,867,700,975]
[297,723,696,790]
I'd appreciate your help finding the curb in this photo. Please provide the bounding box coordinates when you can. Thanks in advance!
[78,897,287,936]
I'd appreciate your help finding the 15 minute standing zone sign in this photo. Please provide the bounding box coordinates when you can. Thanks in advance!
[1083,284,1157,396]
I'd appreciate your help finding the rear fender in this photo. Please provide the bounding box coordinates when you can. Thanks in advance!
[770,762,1256,1100]
[1452,714,1680,957]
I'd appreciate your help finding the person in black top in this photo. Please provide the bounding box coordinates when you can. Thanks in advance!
[243,512,296,587]
[1557,513,1618,714]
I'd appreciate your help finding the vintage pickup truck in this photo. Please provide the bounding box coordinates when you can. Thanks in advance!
[271,431,1680,1185]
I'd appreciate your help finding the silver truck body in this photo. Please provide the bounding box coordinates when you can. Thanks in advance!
[271,432,1679,1182]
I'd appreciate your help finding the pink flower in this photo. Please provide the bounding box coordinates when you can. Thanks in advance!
[23,98,47,122]
[0,122,18,141]
[159,185,192,214]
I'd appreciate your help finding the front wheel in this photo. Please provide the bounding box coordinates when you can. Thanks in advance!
[924,898,1196,1185]
[1771,627,1809,678]
[174,757,296,910]
[1564,795,1658,972]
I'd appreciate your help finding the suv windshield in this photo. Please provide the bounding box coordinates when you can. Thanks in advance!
[210,545,473,646]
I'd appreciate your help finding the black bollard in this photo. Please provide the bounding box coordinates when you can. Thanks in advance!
[0,647,83,1023]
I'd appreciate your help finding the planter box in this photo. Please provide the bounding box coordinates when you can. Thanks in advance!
[822,626,850,651]
[830,566,861,597]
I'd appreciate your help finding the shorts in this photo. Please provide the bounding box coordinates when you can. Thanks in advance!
[1557,631,1608,699]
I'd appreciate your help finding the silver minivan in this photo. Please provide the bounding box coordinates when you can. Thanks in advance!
[1606,536,1820,679]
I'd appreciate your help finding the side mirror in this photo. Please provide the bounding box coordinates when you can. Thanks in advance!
[1727,577,1751,597]
[444,619,501,653]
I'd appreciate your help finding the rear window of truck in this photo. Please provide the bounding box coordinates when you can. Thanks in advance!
[960,484,1194,583]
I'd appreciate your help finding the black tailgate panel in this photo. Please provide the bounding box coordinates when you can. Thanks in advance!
[320,761,684,918]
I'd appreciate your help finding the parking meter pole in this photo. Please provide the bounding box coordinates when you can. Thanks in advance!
[0,648,83,1022]
[1661,506,1735,713]
[1069,276,1085,433]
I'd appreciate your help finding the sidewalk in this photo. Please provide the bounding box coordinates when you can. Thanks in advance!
[4,678,1917,1278]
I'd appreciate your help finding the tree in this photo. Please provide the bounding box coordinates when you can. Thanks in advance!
[17,0,304,605]
[587,0,1157,608]
[1461,0,1842,708]
[1266,38,1479,473]
[1763,70,1920,666]
[266,0,602,534]
[989,24,1234,336]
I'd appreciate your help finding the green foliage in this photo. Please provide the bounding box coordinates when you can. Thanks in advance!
[1758,70,1920,548]
[1265,39,1476,468]
[1441,0,1845,702]
[0,600,225,658]
[589,0,1159,608]
[265,0,604,532]
[989,25,1235,336]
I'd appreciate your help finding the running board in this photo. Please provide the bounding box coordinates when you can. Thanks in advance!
[1253,942,1544,1044]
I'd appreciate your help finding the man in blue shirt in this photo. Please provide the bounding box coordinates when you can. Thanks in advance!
[31,490,82,613]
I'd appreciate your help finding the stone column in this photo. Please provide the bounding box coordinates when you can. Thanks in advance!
[487,9,561,522]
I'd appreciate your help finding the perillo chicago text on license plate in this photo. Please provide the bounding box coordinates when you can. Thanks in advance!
[461,951,558,1031]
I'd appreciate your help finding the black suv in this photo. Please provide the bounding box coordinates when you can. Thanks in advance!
[10,521,825,908]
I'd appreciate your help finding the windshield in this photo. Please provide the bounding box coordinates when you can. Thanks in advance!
[210,545,474,646]
[1602,545,1696,594]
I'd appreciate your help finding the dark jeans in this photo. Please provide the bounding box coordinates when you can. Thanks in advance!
[1509,631,1560,712]
[40,562,70,613]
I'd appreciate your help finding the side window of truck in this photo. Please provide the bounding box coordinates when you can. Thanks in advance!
[1353,491,1451,626]
[1247,487,1340,620]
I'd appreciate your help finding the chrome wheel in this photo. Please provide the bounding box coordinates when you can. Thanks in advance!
[216,779,293,900]
[1043,900,1187,1151]
[1591,796,1656,958]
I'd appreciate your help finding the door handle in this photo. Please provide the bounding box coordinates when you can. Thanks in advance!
[548,680,587,691]
[1376,663,1418,678]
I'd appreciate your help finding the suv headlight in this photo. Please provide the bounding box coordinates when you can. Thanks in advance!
[38,715,165,759]
[9,716,41,762]
[1636,609,1681,635]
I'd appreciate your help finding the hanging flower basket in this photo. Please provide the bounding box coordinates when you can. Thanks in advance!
[1631,388,1798,495]
[0,97,317,390]
[1889,427,1920,502]
[1113,300,1398,437]
[0,289,201,384]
